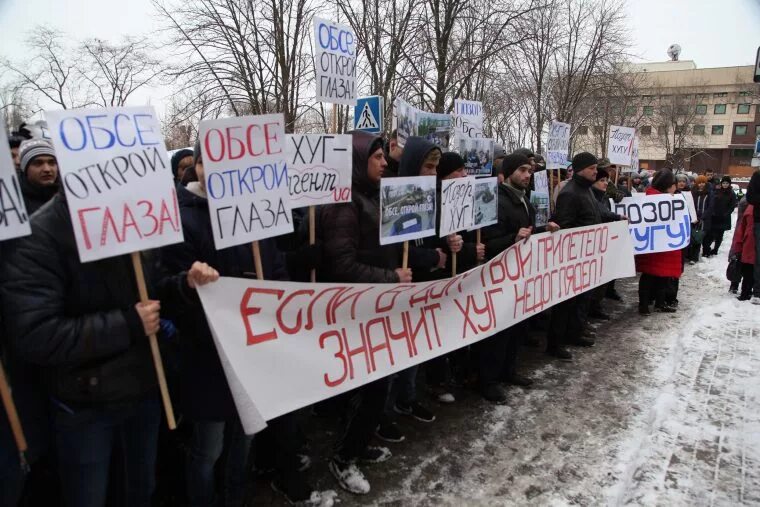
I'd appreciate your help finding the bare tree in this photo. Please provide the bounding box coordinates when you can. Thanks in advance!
[80,37,165,107]
[646,87,709,171]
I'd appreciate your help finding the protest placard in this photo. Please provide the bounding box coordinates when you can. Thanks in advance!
[440,176,475,237]
[458,137,494,177]
[623,134,640,174]
[416,111,451,151]
[612,194,691,253]
[197,220,635,432]
[286,134,352,208]
[392,98,416,148]
[46,107,183,262]
[453,99,484,140]
[314,17,356,105]
[0,122,30,240]
[531,170,551,228]
[682,191,698,223]
[198,114,293,250]
[546,121,571,170]
[606,125,636,167]
[471,177,498,229]
[380,176,436,245]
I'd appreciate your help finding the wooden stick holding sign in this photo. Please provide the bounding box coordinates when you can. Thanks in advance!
[131,253,176,429]
[452,251,457,277]
[402,241,409,269]
[0,362,29,470]
[309,207,316,282]
[252,241,265,282]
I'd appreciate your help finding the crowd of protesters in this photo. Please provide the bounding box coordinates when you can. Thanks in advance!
[2,121,759,507]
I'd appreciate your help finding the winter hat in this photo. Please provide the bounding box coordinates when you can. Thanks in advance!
[193,137,202,167]
[171,148,194,179]
[638,171,649,179]
[513,147,535,159]
[596,157,615,170]
[501,153,530,178]
[571,152,597,172]
[438,152,465,179]
[651,169,676,193]
[721,175,732,184]
[19,138,55,173]
[675,173,688,182]
[493,144,507,160]
[534,154,546,169]
[595,167,610,181]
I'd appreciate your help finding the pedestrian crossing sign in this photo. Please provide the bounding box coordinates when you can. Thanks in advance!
[353,96,384,134]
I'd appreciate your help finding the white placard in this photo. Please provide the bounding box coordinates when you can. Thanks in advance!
[46,107,183,262]
[612,194,691,253]
[546,121,571,170]
[379,176,437,245]
[453,99,484,140]
[286,134,352,208]
[198,114,293,249]
[606,125,636,166]
[0,121,31,240]
[314,17,357,105]
[439,176,475,236]
[470,177,498,229]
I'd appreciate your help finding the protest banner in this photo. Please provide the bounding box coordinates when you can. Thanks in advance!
[46,106,184,428]
[392,98,416,148]
[606,125,636,167]
[46,107,184,262]
[623,135,640,174]
[612,194,691,253]
[416,111,451,151]
[452,99,484,140]
[531,170,551,228]
[314,17,356,105]
[471,177,498,231]
[546,121,571,170]
[286,134,352,208]
[353,96,383,133]
[197,220,636,433]
[380,176,437,246]
[0,122,30,240]
[458,137,494,177]
[198,113,293,250]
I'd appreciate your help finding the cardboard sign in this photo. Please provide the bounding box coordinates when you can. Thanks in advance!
[286,134,352,208]
[353,96,383,133]
[546,121,571,170]
[392,98,416,148]
[0,121,31,240]
[682,191,698,223]
[606,125,636,166]
[379,175,436,245]
[197,221,636,432]
[314,17,357,105]
[612,194,691,253]
[439,176,475,236]
[416,111,451,151]
[470,177,498,229]
[199,114,293,249]
[624,135,640,173]
[531,170,550,228]
[458,137,494,177]
[46,107,183,262]
[453,99,484,140]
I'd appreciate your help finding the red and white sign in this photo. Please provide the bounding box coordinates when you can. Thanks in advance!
[286,134,352,208]
[46,107,183,262]
[0,121,30,240]
[198,221,636,434]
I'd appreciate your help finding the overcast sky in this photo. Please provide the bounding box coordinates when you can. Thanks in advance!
[1,0,759,117]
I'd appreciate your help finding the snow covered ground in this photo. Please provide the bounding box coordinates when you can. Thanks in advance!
[253,215,760,506]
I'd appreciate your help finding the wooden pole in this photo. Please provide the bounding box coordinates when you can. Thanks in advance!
[476,229,482,265]
[451,252,457,277]
[130,252,176,430]
[252,241,265,281]
[402,241,409,270]
[309,206,316,283]
[0,361,28,471]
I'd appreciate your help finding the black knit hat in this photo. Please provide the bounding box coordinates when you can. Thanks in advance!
[171,148,194,179]
[513,147,535,159]
[595,167,610,181]
[651,169,676,192]
[721,175,731,184]
[438,152,465,179]
[571,152,597,172]
[501,153,531,177]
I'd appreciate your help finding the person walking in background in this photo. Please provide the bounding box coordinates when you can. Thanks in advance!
[745,169,760,304]
[703,176,737,257]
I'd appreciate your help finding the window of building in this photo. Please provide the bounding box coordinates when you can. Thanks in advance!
[676,105,689,115]
[577,126,588,135]
[675,125,686,135]
[625,106,637,116]
[739,91,751,97]
[593,126,603,135]
[643,106,654,116]
[714,104,726,114]
[735,125,748,136]
[737,103,751,114]
[640,126,652,136]
[698,93,710,100]
[733,149,754,158]
[713,92,728,98]
[642,95,655,101]
[660,105,671,115]
[693,125,705,135]
[657,126,667,136]
[711,125,724,135]
[695,104,707,115]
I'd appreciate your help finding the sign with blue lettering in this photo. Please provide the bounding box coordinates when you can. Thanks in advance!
[353,96,383,134]
[314,17,357,105]
[612,194,691,253]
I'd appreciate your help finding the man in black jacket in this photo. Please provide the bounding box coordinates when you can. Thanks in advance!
[746,169,760,304]
[480,154,559,402]
[547,152,603,361]
[1,189,217,507]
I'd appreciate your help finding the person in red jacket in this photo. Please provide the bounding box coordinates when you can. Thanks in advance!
[730,204,756,300]
[636,170,682,315]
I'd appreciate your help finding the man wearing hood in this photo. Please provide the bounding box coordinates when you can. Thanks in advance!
[18,138,59,215]
[383,129,403,178]
[319,131,411,495]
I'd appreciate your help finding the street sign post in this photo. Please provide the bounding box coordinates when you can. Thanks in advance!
[353,96,384,134]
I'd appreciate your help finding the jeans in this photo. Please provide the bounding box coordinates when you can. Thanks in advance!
[335,379,388,461]
[186,419,253,507]
[54,395,160,507]
[754,223,760,297]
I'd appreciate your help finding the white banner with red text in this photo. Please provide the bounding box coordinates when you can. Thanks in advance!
[198,221,636,434]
